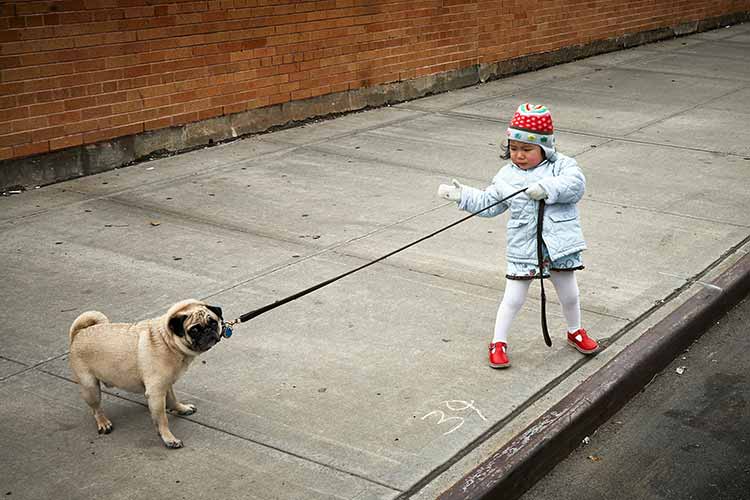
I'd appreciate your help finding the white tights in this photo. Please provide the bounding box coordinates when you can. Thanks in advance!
[492,271,581,344]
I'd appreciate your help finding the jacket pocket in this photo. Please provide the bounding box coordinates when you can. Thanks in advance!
[548,207,577,222]
[507,218,530,228]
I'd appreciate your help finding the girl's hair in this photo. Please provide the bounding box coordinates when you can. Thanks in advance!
[499,141,511,160]
[500,140,547,161]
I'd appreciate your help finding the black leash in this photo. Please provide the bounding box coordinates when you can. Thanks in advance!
[536,199,552,347]
[221,187,529,337]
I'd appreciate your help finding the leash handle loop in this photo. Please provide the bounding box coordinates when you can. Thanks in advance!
[537,199,552,347]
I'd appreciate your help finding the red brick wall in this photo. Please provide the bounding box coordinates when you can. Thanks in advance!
[1,0,748,162]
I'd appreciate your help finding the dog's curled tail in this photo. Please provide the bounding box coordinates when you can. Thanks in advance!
[69,311,109,344]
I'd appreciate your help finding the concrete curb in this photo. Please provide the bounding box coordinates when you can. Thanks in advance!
[438,251,750,500]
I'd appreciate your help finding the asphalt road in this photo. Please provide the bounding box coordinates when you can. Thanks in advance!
[521,295,750,500]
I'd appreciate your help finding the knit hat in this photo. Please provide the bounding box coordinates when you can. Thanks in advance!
[506,103,556,158]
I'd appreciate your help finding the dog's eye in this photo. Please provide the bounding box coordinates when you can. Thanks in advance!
[208,318,217,327]
[188,326,200,336]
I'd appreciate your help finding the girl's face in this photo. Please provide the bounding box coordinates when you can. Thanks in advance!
[509,141,544,170]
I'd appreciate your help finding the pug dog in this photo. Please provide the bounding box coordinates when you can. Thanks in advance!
[68,299,224,448]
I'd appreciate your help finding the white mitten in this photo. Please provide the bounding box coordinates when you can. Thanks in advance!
[437,179,463,202]
[526,183,548,200]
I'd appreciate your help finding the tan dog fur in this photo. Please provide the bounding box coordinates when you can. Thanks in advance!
[68,299,223,448]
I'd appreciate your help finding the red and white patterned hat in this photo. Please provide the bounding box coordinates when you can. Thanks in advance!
[506,103,555,154]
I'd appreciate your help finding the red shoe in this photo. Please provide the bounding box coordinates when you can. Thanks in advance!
[489,342,510,368]
[567,328,599,354]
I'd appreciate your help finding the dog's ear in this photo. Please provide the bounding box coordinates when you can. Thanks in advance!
[168,315,187,337]
[206,305,223,320]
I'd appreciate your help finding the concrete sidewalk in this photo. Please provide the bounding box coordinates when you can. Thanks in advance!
[2,23,750,500]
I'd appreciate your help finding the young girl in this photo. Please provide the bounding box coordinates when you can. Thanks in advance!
[437,103,598,368]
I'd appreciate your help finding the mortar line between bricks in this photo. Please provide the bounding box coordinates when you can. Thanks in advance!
[398,233,750,498]
[29,366,403,495]
[2,45,747,228]
[4,65,744,230]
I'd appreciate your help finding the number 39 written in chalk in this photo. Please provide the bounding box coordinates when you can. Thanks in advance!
[421,400,487,435]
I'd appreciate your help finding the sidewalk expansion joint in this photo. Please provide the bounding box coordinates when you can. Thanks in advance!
[438,243,750,500]
[32,366,403,495]
[622,82,750,137]
[0,352,68,383]
[395,65,605,118]
[200,202,455,301]
[399,232,750,499]
[0,112,429,227]
[658,271,724,292]
[567,129,750,159]
[585,198,750,229]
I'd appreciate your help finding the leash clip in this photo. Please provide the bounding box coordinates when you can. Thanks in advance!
[221,319,239,339]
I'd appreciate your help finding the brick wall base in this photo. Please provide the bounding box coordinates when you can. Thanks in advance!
[1,11,747,193]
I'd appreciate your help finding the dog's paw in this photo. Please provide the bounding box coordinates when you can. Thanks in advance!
[162,437,184,449]
[175,403,196,416]
[96,417,114,434]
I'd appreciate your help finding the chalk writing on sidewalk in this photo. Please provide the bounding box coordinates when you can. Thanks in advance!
[421,400,488,435]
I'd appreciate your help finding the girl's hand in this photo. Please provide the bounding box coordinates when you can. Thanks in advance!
[438,179,463,202]
[526,183,548,200]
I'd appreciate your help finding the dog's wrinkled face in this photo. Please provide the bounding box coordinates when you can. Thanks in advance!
[168,303,223,353]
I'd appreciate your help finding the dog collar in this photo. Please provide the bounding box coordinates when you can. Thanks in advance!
[221,319,237,339]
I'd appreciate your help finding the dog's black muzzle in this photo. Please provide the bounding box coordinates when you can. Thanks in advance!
[189,322,222,352]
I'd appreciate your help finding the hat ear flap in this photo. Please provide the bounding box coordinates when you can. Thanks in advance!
[206,305,223,320]
[168,315,187,337]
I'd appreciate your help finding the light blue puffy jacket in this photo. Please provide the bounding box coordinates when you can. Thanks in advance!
[457,152,587,265]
